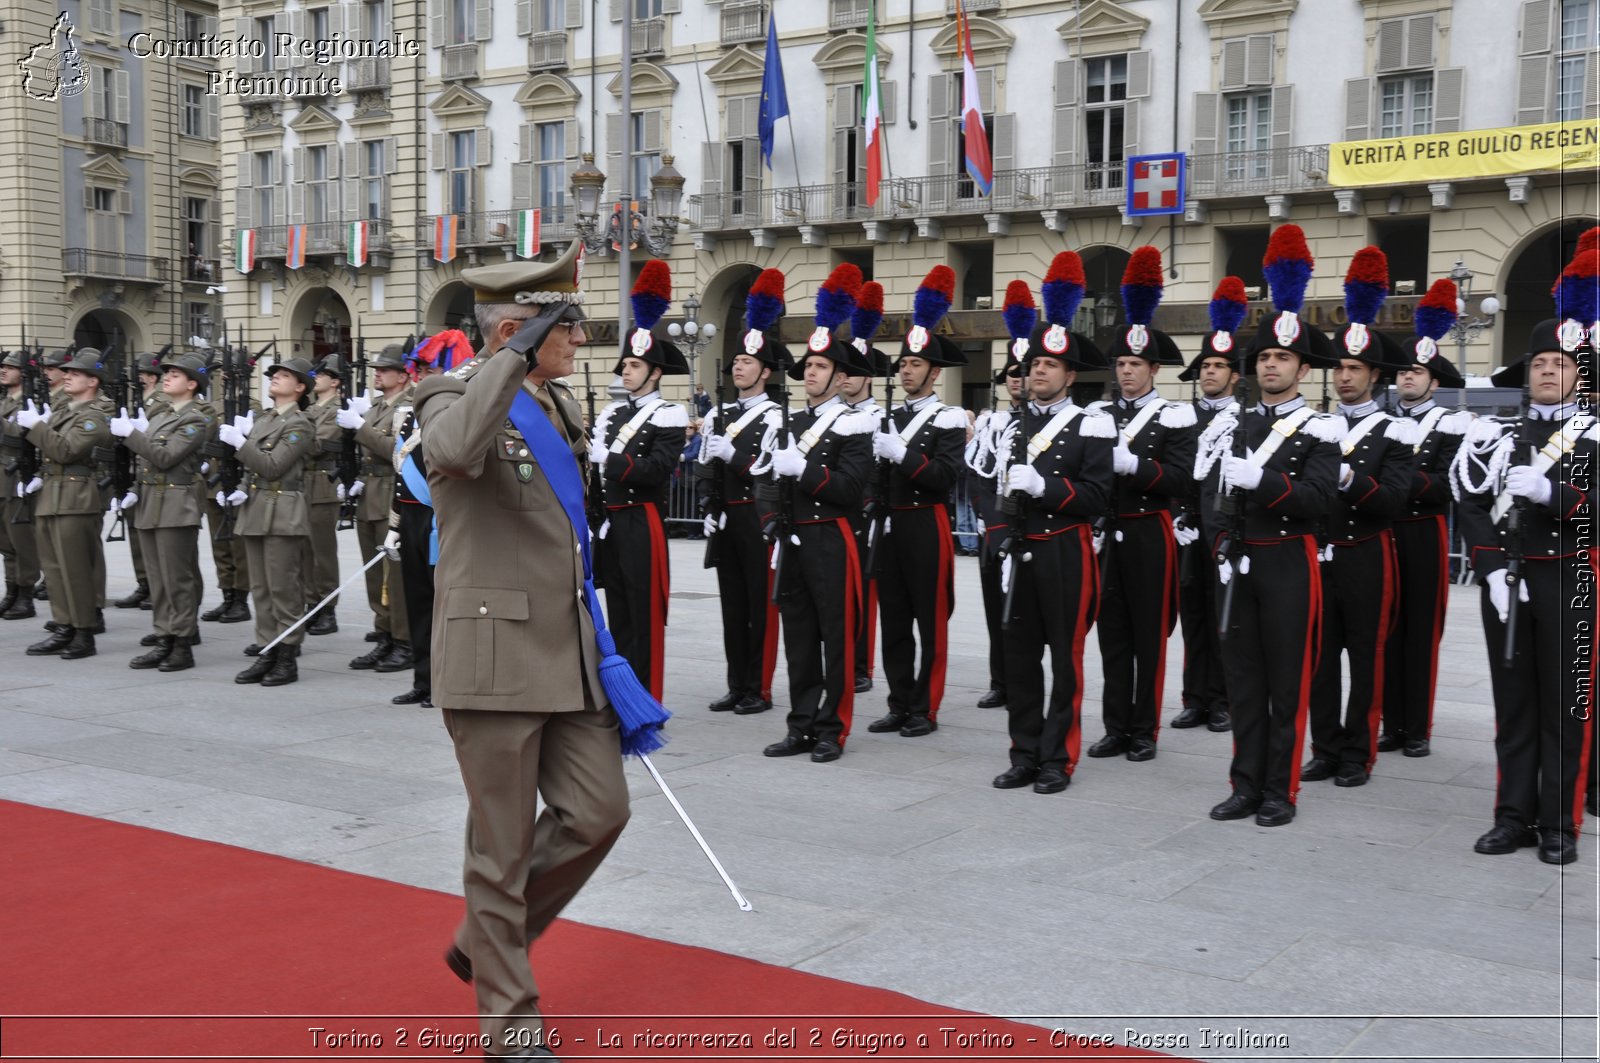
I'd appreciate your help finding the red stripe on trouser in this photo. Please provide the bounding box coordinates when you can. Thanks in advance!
[761,548,780,702]
[1062,524,1096,773]
[1423,515,1448,739]
[1363,532,1398,772]
[1151,511,1178,743]
[836,517,862,743]
[863,581,878,679]
[644,505,669,701]
[1286,536,1323,804]
[927,505,954,722]
[1573,551,1600,830]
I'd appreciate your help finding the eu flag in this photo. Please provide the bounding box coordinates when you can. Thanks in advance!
[757,13,788,171]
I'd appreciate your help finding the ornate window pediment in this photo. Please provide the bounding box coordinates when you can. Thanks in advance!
[1196,0,1298,36]
[928,15,1014,65]
[812,33,895,74]
[428,83,492,120]
[515,72,582,110]
[287,103,340,135]
[1056,0,1151,56]
[606,61,677,97]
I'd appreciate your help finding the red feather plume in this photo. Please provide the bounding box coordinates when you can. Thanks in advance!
[1044,251,1086,287]
[1579,226,1600,256]
[1121,246,1164,288]
[1213,276,1247,304]
[632,259,671,300]
[857,281,884,315]
[749,268,786,300]
[1344,246,1389,286]
[922,265,956,300]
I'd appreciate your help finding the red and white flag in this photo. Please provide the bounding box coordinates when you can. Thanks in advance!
[862,0,884,206]
[433,215,458,263]
[957,0,992,196]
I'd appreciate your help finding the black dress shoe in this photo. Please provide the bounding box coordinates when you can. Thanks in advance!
[373,641,413,673]
[708,690,741,712]
[1125,738,1157,762]
[1474,823,1539,855]
[444,944,472,983]
[976,688,1006,709]
[1402,738,1431,758]
[763,735,814,757]
[733,695,771,715]
[1086,734,1130,758]
[1300,757,1337,782]
[810,740,842,763]
[854,675,873,694]
[1032,767,1070,794]
[1170,704,1207,729]
[1206,709,1232,733]
[1375,731,1405,752]
[992,765,1038,789]
[26,628,73,656]
[58,630,96,659]
[1540,830,1578,865]
[1334,764,1369,787]
[392,687,431,705]
[306,608,338,636]
[899,715,936,737]
[1209,793,1261,820]
[866,711,908,733]
[1255,798,1296,826]
[243,643,262,657]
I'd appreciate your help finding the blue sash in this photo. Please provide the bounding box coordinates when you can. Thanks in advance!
[505,389,603,626]
[396,446,439,565]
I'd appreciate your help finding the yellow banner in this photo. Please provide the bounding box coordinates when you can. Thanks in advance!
[1329,121,1599,187]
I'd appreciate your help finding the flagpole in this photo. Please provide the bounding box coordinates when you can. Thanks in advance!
[787,117,801,192]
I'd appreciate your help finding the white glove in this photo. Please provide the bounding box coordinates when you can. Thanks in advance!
[873,432,907,463]
[1006,464,1045,499]
[335,407,364,430]
[346,391,374,417]
[1487,569,1530,623]
[1112,443,1138,476]
[14,400,45,430]
[770,436,806,478]
[109,408,135,438]
[349,479,365,497]
[702,514,717,538]
[335,482,346,502]
[1091,529,1105,555]
[232,412,254,438]
[226,489,248,507]
[382,528,401,562]
[1506,465,1553,507]
[1222,455,1263,491]
[1174,521,1199,548]
[217,423,246,450]
[1218,557,1234,585]
[588,443,609,466]
[701,433,736,463]
[119,491,137,510]
[131,408,148,434]
[1338,463,1355,491]
[199,462,210,475]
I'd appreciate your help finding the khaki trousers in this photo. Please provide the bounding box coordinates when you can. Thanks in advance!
[37,512,103,628]
[140,525,202,638]
[244,534,307,647]
[303,500,340,605]
[0,494,40,587]
[204,496,250,592]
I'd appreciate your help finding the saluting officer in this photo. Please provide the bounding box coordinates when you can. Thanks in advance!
[866,265,968,739]
[18,349,114,659]
[1087,248,1196,764]
[1198,225,1343,827]
[0,350,42,617]
[1301,248,1415,789]
[301,353,345,636]
[760,265,876,763]
[1451,265,1599,866]
[590,260,689,701]
[1379,279,1473,758]
[991,254,1115,794]
[223,358,317,687]
[840,282,889,695]
[1171,278,1248,732]
[112,352,212,671]
[697,269,785,716]
[339,344,412,672]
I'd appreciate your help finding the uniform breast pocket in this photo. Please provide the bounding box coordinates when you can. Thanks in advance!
[440,586,532,696]
[493,442,549,511]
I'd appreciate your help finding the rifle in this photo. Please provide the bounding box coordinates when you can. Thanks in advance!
[1501,396,1533,667]
[335,334,362,530]
[701,358,728,569]
[1215,375,1251,637]
[102,344,133,542]
[764,366,794,604]
[10,333,44,525]
[213,327,247,542]
[581,363,608,586]
[998,380,1031,630]
[863,372,894,579]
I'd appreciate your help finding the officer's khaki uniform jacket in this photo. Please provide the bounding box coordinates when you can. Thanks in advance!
[236,403,315,536]
[125,399,209,530]
[414,349,602,712]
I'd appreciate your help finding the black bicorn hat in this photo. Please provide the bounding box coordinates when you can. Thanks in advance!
[1179,277,1250,382]
[1102,247,1185,367]
[790,264,874,380]
[896,265,967,369]
[1247,224,1340,372]
[614,259,690,377]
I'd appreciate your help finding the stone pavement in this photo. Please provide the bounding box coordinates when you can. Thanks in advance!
[1,532,1596,1062]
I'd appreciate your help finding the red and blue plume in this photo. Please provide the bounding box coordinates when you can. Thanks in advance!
[630,259,672,331]
[912,265,957,329]
[815,263,863,331]
[1262,224,1314,314]
[1342,246,1390,326]
[408,330,472,374]
[1579,226,1600,256]
[1552,248,1600,325]
[1413,279,1458,342]
[745,268,786,333]
[852,281,884,342]
[1002,280,1036,341]
[1041,250,1086,326]
[1209,277,1249,335]
[1119,246,1165,326]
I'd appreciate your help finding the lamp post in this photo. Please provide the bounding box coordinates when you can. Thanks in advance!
[667,292,718,387]
[570,153,683,259]
[1447,257,1502,408]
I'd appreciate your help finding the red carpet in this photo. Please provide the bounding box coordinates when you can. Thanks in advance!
[0,801,1183,1061]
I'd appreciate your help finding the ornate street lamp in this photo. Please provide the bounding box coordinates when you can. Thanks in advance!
[1447,258,1502,407]
[667,292,718,384]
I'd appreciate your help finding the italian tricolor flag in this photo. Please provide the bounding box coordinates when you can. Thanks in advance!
[515,208,541,259]
[861,0,883,207]
[235,229,255,275]
[347,220,368,267]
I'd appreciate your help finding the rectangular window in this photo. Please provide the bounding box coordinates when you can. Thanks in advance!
[92,187,115,212]
[536,0,563,31]
[363,140,385,219]
[90,187,120,254]
[185,197,212,279]
[182,9,205,43]
[182,84,204,136]
[306,145,329,223]
[1224,91,1272,180]
[254,151,275,225]
[535,121,566,211]
[1561,0,1594,50]
[1557,54,1588,119]
[255,16,275,70]
[630,112,660,205]
[450,130,475,214]
[450,0,473,45]
[1379,74,1433,137]
[309,7,330,42]
[362,0,386,38]
[1084,55,1128,190]
[186,302,210,341]
[634,0,662,17]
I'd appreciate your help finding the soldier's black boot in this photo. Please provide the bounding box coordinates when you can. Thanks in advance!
[200,590,229,622]
[307,606,338,636]
[33,579,47,601]
[374,639,412,673]
[3,586,36,619]
[349,635,391,670]
[59,628,96,660]
[261,644,300,687]
[26,626,73,655]
[158,636,196,673]
[129,635,173,669]
[218,589,251,624]
[235,647,276,684]
[115,580,149,609]
[87,609,105,635]
[0,582,18,616]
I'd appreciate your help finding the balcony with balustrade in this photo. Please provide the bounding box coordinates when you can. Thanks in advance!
[83,117,128,150]
[416,207,578,260]
[250,219,394,269]
[62,249,169,285]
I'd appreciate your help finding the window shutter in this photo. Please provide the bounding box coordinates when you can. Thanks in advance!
[832,127,853,211]
[1406,14,1435,69]
[85,66,103,120]
[384,137,399,174]
[83,185,96,211]
[511,162,534,211]
[1126,50,1152,99]
[1520,0,1554,55]
[605,111,623,192]
[1517,54,1552,124]
[927,71,952,199]
[342,142,359,218]
[833,85,855,131]
[272,150,283,186]
[610,0,622,21]
[1433,68,1465,132]
[431,131,447,170]
[700,141,723,227]
[204,92,220,140]
[564,117,580,158]
[1586,54,1600,120]
[1121,100,1139,159]
[113,69,130,125]
[289,176,305,224]
[234,17,254,73]
[119,189,134,214]
[1054,59,1079,170]
[741,135,762,200]
[328,4,344,40]
[565,0,583,28]
[429,0,444,48]
[882,80,897,124]
[289,9,306,48]
[1269,85,1293,178]
[475,0,492,40]
[519,122,535,162]
[643,110,663,152]
[1343,77,1372,140]
[662,0,681,13]
[1189,92,1219,186]
[991,111,1015,175]
[978,67,996,113]
[476,127,493,166]
[517,0,532,35]
[1245,34,1273,86]
[294,146,306,185]
[235,154,254,230]
[1220,38,1246,91]
[1376,19,1405,74]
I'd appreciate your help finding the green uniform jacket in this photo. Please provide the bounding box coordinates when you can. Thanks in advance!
[0,390,26,495]
[125,400,209,530]
[354,388,408,522]
[29,400,112,517]
[236,404,315,537]
[304,397,342,506]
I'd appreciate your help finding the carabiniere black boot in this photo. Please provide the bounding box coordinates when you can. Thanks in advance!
[235,646,276,684]
[129,635,174,670]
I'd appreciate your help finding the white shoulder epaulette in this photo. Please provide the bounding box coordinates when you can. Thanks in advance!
[1437,411,1474,436]
[932,406,970,431]
[1079,409,1117,438]
[973,410,993,433]
[1302,414,1347,444]
[650,402,689,429]
[1087,399,1112,413]
[701,407,720,433]
[1465,417,1509,445]
[1384,417,1422,446]
[1158,403,1197,429]
[832,409,878,436]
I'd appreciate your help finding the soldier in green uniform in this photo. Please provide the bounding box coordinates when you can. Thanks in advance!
[199,349,251,624]
[18,349,113,659]
[302,354,345,635]
[224,359,317,686]
[337,344,411,672]
[113,351,170,611]
[0,350,41,617]
[112,352,211,671]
